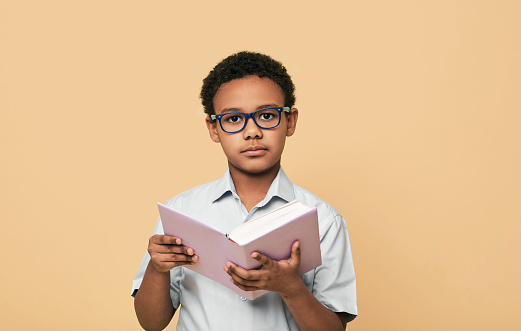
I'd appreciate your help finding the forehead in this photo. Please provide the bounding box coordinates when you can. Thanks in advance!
[213,76,285,114]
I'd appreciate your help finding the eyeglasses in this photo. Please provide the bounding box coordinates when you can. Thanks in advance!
[210,107,291,133]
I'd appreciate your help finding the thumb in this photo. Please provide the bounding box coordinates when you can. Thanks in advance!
[288,240,301,267]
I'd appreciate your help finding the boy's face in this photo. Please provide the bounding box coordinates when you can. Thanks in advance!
[206,75,298,175]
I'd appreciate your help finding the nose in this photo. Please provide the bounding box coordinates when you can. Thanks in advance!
[242,117,263,139]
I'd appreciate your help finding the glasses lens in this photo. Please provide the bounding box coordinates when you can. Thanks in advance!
[255,108,280,128]
[221,112,246,132]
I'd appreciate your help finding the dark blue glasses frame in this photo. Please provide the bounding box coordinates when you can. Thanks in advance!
[210,107,291,133]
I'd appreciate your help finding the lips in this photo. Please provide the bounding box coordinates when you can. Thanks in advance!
[242,145,267,156]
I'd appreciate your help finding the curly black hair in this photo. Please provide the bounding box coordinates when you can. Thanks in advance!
[200,51,296,118]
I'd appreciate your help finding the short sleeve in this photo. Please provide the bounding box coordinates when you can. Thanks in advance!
[131,216,182,309]
[131,218,163,296]
[312,214,358,315]
[131,251,150,297]
[169,267,182,309]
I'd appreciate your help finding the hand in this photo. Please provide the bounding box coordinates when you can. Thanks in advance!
[148,234,198,273]
[224,241,303,297]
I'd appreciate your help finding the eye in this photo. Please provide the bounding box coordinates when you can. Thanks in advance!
[257,110,278,121]
[260,113,274,120]
[223,113,244,124]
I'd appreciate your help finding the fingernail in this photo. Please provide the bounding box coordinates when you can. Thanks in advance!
[192,255,198,262]
[176,238,181,245]
[187,248,193,255]
[251,252,259,259]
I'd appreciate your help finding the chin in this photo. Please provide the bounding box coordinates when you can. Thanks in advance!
[241,163,281,175]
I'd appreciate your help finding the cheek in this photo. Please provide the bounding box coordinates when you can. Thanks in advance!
[270,133,287,152]
[218,135,239,152]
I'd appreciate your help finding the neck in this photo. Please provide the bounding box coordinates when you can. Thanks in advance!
[229,161,281,212]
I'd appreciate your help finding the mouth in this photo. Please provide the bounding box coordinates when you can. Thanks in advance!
[242,146,268,156]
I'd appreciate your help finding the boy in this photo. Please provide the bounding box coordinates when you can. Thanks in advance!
[132,51,357,330]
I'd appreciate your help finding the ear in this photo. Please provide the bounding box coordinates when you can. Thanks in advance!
[286,108,298,137]
[206,116,221,143]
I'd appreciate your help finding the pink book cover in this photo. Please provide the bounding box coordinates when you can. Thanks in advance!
[158,203,322,300]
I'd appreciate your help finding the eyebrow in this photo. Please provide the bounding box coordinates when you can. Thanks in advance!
[219,104,280,114]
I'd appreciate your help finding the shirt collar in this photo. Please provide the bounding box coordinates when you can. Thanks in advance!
[211,168,295,203]
[210,169,236,202]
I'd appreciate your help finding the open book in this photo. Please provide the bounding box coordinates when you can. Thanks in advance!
[158,200,322,300]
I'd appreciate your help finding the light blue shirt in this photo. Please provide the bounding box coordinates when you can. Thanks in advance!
[132,168,357,330]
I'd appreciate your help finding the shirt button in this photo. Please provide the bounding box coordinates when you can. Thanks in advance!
[240,296,247,301]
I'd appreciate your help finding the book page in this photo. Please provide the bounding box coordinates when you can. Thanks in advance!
[229,201,312,245]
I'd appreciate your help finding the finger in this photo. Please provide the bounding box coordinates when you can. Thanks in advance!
[224,262,262,284]
[150,236,195,255]
[153,234,182,245]
[158,253,199,264]
[158,245,194,256]
[230,278,260,292]
[149,243,194,258]
[224,263,262,289]
[151,254,198,272]
[287,240,301,266]
[251,252,274,269]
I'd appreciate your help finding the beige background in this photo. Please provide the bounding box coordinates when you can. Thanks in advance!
[1,1,520,330]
